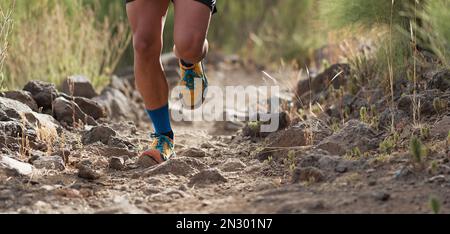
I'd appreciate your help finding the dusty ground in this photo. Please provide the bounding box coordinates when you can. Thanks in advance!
[1,55,449,214]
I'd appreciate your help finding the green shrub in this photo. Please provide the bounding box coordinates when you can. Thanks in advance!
[379,132,400,154]
[320,0,416,81]
[418,0,450,68]
[409,136,427,164]
[210,0,320,64]
[320,0,413,29]
[429,197,441,214]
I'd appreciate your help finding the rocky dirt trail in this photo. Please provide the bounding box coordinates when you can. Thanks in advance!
[1,53,450,214]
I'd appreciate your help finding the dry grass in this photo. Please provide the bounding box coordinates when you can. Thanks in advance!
[0,1,13,90]
[3,2,130,89]
[19,113,30,159]
[36,124,58,156]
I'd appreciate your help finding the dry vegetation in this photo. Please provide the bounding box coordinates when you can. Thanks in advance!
[1,0,130,89]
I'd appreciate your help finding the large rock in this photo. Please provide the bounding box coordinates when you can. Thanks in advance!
[0,97,60,133]
[0,155,34,176]
[325,94,369,120]
[431,116,450,139]
[2,90,39,112]
[378,108,410,130]
[317,120,379,155]
[73,97,106,120]
[52,97,97,126]
[109,76,134,98]
[426,70,450,91]
[81,125,117,145]
[23,80,59,110]
[257,119,332,161]
[93,87,141,122]
[60,75,98,98]
[397,90,439,116]
[242,112,291,138]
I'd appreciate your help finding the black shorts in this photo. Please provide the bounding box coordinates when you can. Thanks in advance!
[125,0,217,14]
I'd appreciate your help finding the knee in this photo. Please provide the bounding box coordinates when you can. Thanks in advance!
[133,32,162,59]
[174,33,206,62]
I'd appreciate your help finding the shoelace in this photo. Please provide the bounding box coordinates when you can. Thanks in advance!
[150,133,173,155]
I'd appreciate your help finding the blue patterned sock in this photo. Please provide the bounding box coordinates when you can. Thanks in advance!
[146,104,173,140]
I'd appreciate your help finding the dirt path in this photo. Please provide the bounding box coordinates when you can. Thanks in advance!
[1,58,449,214]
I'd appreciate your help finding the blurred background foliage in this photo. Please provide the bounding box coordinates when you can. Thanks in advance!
[0,0,448,90]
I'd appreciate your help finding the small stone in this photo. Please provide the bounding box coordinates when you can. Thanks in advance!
[221,158,246,172]
[144,187,162,195]
[394,166,415,180]
[33,201,51,209]
[373,191,390,202]
[82,125,117,145]
[292,167,325,183]
[33,156,65,171]
[335,164,348,173]
[428,175,446,183]
[316,155,339,170]
[179,184,188,191]
[109,157,125,171]
[200,142,215,149]
[188,168,227,187]
[54,188,81,198]
[107,137,134,149]
[179,148,208,158]
[335,160,358,173]
[77,165,101,180]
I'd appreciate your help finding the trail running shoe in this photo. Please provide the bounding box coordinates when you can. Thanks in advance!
[178,61,208,110]
[138,133,175,167]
